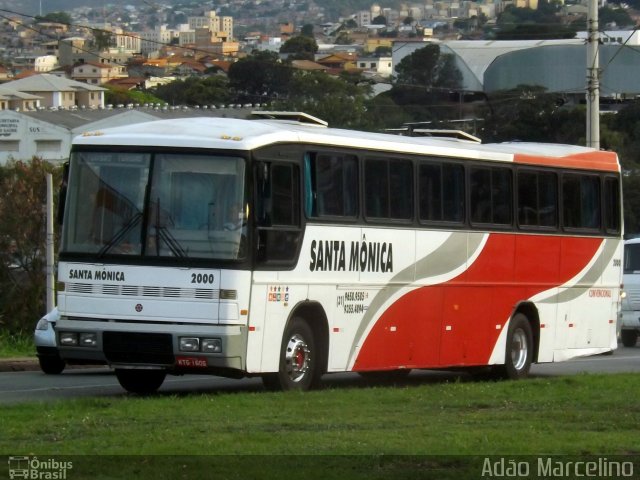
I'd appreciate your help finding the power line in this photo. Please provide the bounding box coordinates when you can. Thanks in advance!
[599,27,640,75]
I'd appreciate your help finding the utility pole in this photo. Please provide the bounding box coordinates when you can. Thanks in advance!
[46,173,55,313]
[586,0,600,149]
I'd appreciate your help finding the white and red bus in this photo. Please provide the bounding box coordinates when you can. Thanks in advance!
[54,112,623,393]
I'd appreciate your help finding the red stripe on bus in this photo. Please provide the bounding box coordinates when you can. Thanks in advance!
[353,234,602,370]
[514,152,619,172]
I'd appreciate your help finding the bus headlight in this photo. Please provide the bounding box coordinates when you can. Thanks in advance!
[79,332,97,347]
[179,337,200,352]
[59,332,78,346]
[201,338,222,353]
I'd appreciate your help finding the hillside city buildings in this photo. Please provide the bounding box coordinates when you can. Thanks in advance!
[0,1,639,164]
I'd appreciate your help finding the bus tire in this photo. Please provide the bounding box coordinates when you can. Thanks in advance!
[263,318,321,391]
[38,355,66,375]
[496,313,533,380]
[358,369,412,383]
[621,330,638,347]
[115,368,166,394]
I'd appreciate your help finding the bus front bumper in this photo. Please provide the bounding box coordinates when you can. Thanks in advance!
[55,318,247,375]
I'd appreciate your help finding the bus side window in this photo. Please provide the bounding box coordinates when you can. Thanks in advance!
[255,161,302,265]
[364,158,413,221]
[419,161,465,224]
[517,170,557,229]
[562,173,601,231]
[470,166,512,226]
[305,152,358,219]
[604,176,620,234]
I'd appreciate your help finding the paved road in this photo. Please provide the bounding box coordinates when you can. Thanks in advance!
[1,346,638,405]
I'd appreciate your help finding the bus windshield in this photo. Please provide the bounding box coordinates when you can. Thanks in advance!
[624,242,640,274]
[61,150,247,260]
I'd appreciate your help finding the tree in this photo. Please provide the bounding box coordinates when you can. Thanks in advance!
[394,44,461,89]
[335,32,354,44]
[0,159,61,333]
[153,76,231,106]
[365,94,412,130]
[280,35,319,61]
[480,86,577,143]
[607,0,640,9]
[227,50,292,102]
[272,70,373,129]
[372,15,387,26]
[454,16,484,33]
[93,30,114,51]
[344,19,358,28]
[35,12,72,25]
[301,24,315,37]
[623,175,640,234]
[375,46,392,56]
[494,2,577,40]
[105,86,165,106]
[390,44,464,122]
[610,102,640,232]
[599,7,634,28]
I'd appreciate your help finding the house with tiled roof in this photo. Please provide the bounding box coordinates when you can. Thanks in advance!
[315,52,359,73]
[105,77,146,90]
[72,62,128,85]
[1,74,106,109]
[202,59,232,74]
[0,87,41,111]
[290,60,328,72]
[175,60,207,76]
[12,70,38,80]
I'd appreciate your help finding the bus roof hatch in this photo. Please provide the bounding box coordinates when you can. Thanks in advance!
[250,111,329,127]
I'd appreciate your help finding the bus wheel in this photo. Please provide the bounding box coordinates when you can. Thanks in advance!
[358,369,412,383]
[263,318,321,391]
[497,313,533,380]
[621,330,638,347]
[38,355,66,375]
[115,368,166,394]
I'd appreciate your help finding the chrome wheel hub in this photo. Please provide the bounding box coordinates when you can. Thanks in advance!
[284,334,310,382]
[510,328,528,371]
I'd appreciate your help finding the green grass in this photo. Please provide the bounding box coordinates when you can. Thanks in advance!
[2,374,639,479]
[0,330,35,358]
[2,374,639,455]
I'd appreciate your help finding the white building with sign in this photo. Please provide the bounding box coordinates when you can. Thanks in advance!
[0,109,71,164]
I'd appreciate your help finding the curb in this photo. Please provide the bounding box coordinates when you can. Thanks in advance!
[0,357,107,373]
[0,358,40,373]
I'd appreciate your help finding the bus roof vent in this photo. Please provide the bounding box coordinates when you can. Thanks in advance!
[388,126,481,143]
[250,111,328,127]
[412,129,481,143]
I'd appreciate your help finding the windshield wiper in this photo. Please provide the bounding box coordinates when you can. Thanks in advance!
[97,213,142,257]
[151,197,187,258]
[155,225,187,258]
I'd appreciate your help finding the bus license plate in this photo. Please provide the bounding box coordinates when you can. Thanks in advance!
[176,356,208,368]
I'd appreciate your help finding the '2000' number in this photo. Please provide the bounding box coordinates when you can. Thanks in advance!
[191,273,215,284]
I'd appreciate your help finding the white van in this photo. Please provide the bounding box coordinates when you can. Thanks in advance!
[621,238,640,347]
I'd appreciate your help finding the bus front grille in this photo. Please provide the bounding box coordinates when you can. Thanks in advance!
[103,331,174,365]
[67,283,218,300]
